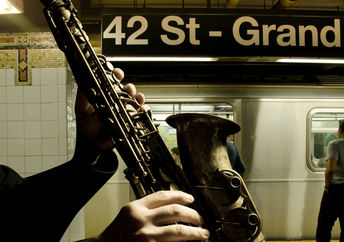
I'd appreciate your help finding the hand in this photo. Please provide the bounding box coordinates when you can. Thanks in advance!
[98,190,210,242]
[73,68,147,163]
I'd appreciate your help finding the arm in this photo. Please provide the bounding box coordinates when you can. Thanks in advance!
[325,157,338,191]
[98,190,210,242]
[1,67,209,242]
[0,69,122,241]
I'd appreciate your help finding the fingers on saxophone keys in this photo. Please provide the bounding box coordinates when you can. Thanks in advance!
[135,92,145,105]
[113,67,125,81]
[157,224,210,241]
[153,204,204,227]
[123,85,150,111]
[123,83,137,97]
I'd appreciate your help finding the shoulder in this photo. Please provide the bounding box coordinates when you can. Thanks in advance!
[0,165,23,193]
[329,138,344,147]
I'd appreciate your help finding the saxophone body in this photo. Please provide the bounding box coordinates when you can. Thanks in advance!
[40,1,264,241]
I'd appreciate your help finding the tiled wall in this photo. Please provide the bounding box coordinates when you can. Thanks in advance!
[0,32,84,241]
[0,67,67,175]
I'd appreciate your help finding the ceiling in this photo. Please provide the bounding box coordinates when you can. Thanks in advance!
[2,0,344,33]
[1,0,344,85]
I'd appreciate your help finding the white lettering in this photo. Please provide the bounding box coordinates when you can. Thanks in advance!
[161,16,185,46]
[262,24,276,46]
[299,25,318,47]
[277,25,296,46]
[186,18,200,45]
[233,16,259,46]
[320,19,341,47]
[233,16,341,48]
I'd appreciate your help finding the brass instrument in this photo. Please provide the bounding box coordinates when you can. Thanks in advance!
[40,0,264,241]
[167,113,264,241]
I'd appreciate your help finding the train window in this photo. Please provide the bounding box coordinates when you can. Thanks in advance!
[149,103,234,152]
[307,108,344,171]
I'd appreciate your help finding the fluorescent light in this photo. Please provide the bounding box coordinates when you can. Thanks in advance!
[277,58,344,64]
[106,57,218,62]
[0,0,23,14]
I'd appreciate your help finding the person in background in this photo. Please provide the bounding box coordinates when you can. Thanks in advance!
[0,68,209,242]
[324,132,338,156]
[316,119,344,242]
[226,134,247,177]
[171,146,182,169]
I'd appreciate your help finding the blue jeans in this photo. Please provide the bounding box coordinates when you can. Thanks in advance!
[316,183,344,242]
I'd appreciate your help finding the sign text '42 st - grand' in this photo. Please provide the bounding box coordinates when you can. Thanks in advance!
[101,12,343,58]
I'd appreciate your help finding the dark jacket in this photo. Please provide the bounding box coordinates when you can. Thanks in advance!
[0,151,117,242]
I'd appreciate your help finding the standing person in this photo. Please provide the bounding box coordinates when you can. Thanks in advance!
[0,68,209,242]
[316,119,344,242]
[226,134,247,177]
[324,132,338,156]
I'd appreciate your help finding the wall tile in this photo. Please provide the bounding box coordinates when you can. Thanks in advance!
[0,87,6,103]
[24,156,42,174]
[69,209,85,241]
[42,120,58,138]
[59,154,67,164]
[8,156,25,174]
[7,86,23,103]
[8,139,25,156]
[0,104,7,121]
[58,85,66,103]
[59,121,67,138]
[61,226,70,242]
[42,138,58,156]
[58,103,66,121]
[59,138,67,156]
[41,85,58,103]
[8,121,24,138]
[0,69,6,86]
[0,121,7,138]
[6,69,14,87]
[57,68,67,85]
[32,69,41,86]
[0,139,7,156]
[24,121,42,138]
[0,156,7,166]
[24,86,41,103]
[24,103,41,121]
[7,103,24,120]
[42,155,59,171]
[41,68,58,86]
[25,138,42,156]
[41,103,58,120]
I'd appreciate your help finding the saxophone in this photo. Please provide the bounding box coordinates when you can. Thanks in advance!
[40,1,264,241]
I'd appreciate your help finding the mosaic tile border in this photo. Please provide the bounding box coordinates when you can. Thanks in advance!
[0,32,67,86]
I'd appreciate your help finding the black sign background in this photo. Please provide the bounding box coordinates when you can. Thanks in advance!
[101,10,344,58]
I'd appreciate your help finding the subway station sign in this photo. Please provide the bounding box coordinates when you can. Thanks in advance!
[101,10,344,58]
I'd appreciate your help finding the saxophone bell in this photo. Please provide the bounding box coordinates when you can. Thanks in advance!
[166,113,264,242]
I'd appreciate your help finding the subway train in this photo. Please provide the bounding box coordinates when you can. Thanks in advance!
[84,80,344,240]
[143,83,344,240]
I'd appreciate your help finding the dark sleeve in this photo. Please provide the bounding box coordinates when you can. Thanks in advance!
[0,150,117,242]
[226,140,236,168]
[234,147,247,173]
[0,165,24,193]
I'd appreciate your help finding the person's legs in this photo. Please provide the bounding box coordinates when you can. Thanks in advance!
[337,184,344,242]
[316,191,337,242]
